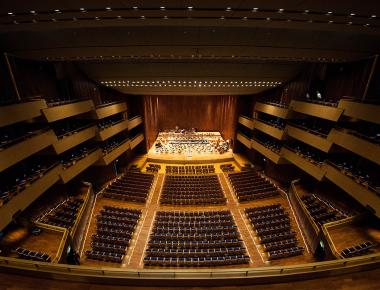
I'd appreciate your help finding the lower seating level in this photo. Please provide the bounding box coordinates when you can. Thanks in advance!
[245,204,304,260]
[144,210,250,267]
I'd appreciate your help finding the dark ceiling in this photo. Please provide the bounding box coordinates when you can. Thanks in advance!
[1,1,379,95]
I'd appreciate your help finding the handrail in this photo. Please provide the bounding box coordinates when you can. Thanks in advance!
[290,180,320,235]
[259,100,289,109]
[0,127,51,151]
[254,117,285,130]
[33,223,69,263]
[70,183,92,237]
[286,122,329,138]
[128,115,142,121]
[239,114,253,121]
[0,252,379,284]
[251,137,281,154]
[56,123,95,139]
[95,101,122,109]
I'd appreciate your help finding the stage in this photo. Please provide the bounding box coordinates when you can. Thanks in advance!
[147,130,234,164]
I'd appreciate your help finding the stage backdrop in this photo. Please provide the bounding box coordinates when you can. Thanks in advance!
[143,95,238,149]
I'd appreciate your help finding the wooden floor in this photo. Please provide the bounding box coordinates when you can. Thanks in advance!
[0,226,64,260]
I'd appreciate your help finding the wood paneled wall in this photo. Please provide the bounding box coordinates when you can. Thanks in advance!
[143,95,238,148]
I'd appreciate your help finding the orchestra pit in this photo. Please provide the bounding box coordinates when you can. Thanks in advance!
[1,1,380,289]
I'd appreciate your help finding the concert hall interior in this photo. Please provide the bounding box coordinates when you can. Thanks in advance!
[1,1,380,289]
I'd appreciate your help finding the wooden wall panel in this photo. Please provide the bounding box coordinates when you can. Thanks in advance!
[143,95,238,148]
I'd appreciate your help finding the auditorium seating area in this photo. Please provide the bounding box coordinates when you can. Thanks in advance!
[100,135,128,155]
[289,118,334,137]
[46,98,83,108]
[0,124,48,150]
[261,99,289,108]
[257,113,286,129]
[146,163,161,173]
[0,157,58,207]
[220,164,235,172]
[302,95,339,107]
[144,211,249,267]
[286,141,325,166]
[85,206,141,263]
[253,131,282,153]
[38,198,84,229]
[245,204,304,260]
[103,172,154,203]
[160,175,226,205]
[301,194,348,226]
[327,155,380,190]
[60,143,98,168]
[165,165,215,174]
[16,247,52,262]
[340,241,377,258]
[341,121,380,145]
[52,120,94,139]
[98,114,125,131]
[228,170,279,202]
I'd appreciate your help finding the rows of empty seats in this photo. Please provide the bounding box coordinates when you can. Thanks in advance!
[220,164,235,172]
[85,206,141,263]
[160,175,226,205]
[228,170,278,202]
[16,247,52,262]
[103,172,154,203]
[166,165,215,175]
[144,211,249,267]
[146,163,161,173]
[301,195,346,226]
[39,197,84,229]
[245,204,304,260]
[340,241,377,258]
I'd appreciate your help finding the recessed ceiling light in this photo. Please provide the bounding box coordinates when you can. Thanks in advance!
[327,11,332,15]
[242,16,247,20]
[106,7,112,11]
[278,8,284,13]
[140,16,145,19]
[80,8,86,12]
[226,7,232,11]
[30,10,36,14]
[188,6,193,10]
[8,12,13,15]
[371,15,377,18]
[160,6,165,10]
[133,6,138,10]
[266,17,271,21]
[350,13,355,16]
[304,10,309,13]
[252,8,258,12]
[54,9,60,13]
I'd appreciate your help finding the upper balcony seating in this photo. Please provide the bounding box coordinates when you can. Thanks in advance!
[253,131,282,153]
[0,123,49,151]
[103,172,154,203]
[52,120,94,140]
[100,135,128,155]
[97,115,125,131]
[340,241,377,258]
[144,210,250,267]
[286,141,326,166]
[16,247,51,263]
[289,118,334,137]
[301,195,348,226]
[85,206,141,263]
[165,165,215,175]
[300,95,339,107]
[257,114,286,130]
[60,143,98,169]
[0,157,57,208]
[146,163,161,173]
[38,197,84,229]
[261,99,289,109]
[228,171,278,202]
[45,98,84,108]
[327,155,380,192]
[245,204,304,260]
[95,100,119,108]
[340,121,380,145]
[160,175,226,205]
[220,164,235,172]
